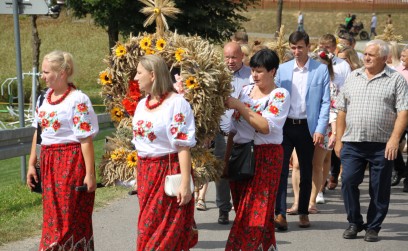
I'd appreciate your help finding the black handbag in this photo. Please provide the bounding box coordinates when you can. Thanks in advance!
[31,164,42,194]
[228,140,255,181]
[31,90,47,194]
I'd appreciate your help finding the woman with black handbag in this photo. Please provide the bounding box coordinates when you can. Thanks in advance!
[224,49,290,251]
[27,50,98,250]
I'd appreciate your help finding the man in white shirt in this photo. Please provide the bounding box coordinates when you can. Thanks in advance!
[297,11,304,32]
[275,31,330,230]
[216,42,251,224]
[370,13,377,38]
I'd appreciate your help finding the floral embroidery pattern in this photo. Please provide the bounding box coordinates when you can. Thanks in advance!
[38,110,61,132]
[73,103,93,133]
[264,91,287,117]
[233,102,263,122]
[170,113,189,140]
[133,120,157,142]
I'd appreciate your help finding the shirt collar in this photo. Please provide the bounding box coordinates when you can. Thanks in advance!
[234,63,245,76]
[293,57,310,71]
[356,65,393,79]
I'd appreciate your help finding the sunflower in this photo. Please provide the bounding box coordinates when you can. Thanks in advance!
[110,148,126,161]
[140,37,152,50]
[126,151,138,168]
[156,38,166,51]
[115,44,127,57]
[185,76,199,89]
[110,107,124,122]
[175,48,185,62]
[145,48,155,55]
[99,71,112,85]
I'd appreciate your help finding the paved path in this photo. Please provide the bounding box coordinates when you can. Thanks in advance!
[1,170,408,251]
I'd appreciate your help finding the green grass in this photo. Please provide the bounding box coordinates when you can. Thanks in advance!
[242,10,408,44]
[0,128,129,245]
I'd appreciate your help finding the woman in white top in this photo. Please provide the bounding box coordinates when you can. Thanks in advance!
[27,50,99,250]
[131,55,197,250]
[224,49,290,251]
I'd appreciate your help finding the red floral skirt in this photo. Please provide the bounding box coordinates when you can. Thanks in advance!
[226,144,283,251]
[137,153,198,251]
[39,142,95,251]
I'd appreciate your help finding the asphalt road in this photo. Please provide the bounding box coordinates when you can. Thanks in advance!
[1,167,407,251]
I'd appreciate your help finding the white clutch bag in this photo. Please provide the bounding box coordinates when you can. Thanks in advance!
[164,174,194,197]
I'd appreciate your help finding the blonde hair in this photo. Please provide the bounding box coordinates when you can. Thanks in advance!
[387,41,400,67]
[138,55,175,96]
[338,46,363,71]
[43,50,74,81]
[240,44,251,66]
[250,41,268,58]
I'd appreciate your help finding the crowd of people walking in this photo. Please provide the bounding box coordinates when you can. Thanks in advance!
[27,20,408,251]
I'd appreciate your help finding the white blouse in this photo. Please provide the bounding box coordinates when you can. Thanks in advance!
[132,94,196,157]
[32,89,99,145]
[230,85,290,145]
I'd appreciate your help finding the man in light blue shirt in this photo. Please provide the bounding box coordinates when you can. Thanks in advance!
[215,42,251,225]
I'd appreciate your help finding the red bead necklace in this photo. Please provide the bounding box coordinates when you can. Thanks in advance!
[47,85,72,105]
[145,92,168,110]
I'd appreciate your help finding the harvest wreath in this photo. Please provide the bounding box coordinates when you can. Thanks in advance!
[97,1,232,187]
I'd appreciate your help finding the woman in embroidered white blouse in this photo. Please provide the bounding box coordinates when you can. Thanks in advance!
[131,55,197,250]
[27,50,99,250]
[224,49,291,251]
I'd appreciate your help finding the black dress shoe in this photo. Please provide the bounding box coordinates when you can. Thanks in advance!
[218,210,229,225]
[391,174,402,186]
[343,225,363,239]
[364,229,379,242]
[403,178,408,193]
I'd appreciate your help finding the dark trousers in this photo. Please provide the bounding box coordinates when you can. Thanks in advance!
[275,121,314,216]
[394,132,408,177]
[340,142,393,232]
[330,152,341,179]
[214,133,232,213]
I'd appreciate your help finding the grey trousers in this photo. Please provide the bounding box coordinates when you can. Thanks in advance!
[214,132,232,212]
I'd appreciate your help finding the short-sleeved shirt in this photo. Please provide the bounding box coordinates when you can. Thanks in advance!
[371,16,377,28]
[32,89,99,145]
[336,66,408,143]
[332,56,351,91]
[230,85,290,145]
[132,94,196,157]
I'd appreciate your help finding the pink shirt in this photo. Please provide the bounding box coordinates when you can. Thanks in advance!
[396,64,408,83]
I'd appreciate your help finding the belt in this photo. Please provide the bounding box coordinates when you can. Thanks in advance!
[219,127,229,136]
[286,118,308,125]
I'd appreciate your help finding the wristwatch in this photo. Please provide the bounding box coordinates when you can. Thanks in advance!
[332,131,337,135]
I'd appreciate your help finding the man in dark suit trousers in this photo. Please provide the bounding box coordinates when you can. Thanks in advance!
[274,31,331,230]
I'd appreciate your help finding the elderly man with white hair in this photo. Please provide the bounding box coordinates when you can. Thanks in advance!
[335,40,408,242]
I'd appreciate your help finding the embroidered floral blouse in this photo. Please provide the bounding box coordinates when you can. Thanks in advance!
[132,94,196,157]
[32,89,99,145]
[230,85,290,145]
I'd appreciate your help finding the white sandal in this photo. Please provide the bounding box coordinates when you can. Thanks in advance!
[196,198,207,211]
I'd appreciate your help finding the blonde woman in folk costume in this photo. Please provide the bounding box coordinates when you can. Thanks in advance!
[132,55,197,250]
[27,50,98,250]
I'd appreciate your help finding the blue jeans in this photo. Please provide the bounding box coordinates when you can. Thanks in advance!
[340,142,393,232]
[214,132,232,212]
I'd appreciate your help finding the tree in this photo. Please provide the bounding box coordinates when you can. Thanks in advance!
[275,0,283,37]
[68,0,260,53]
